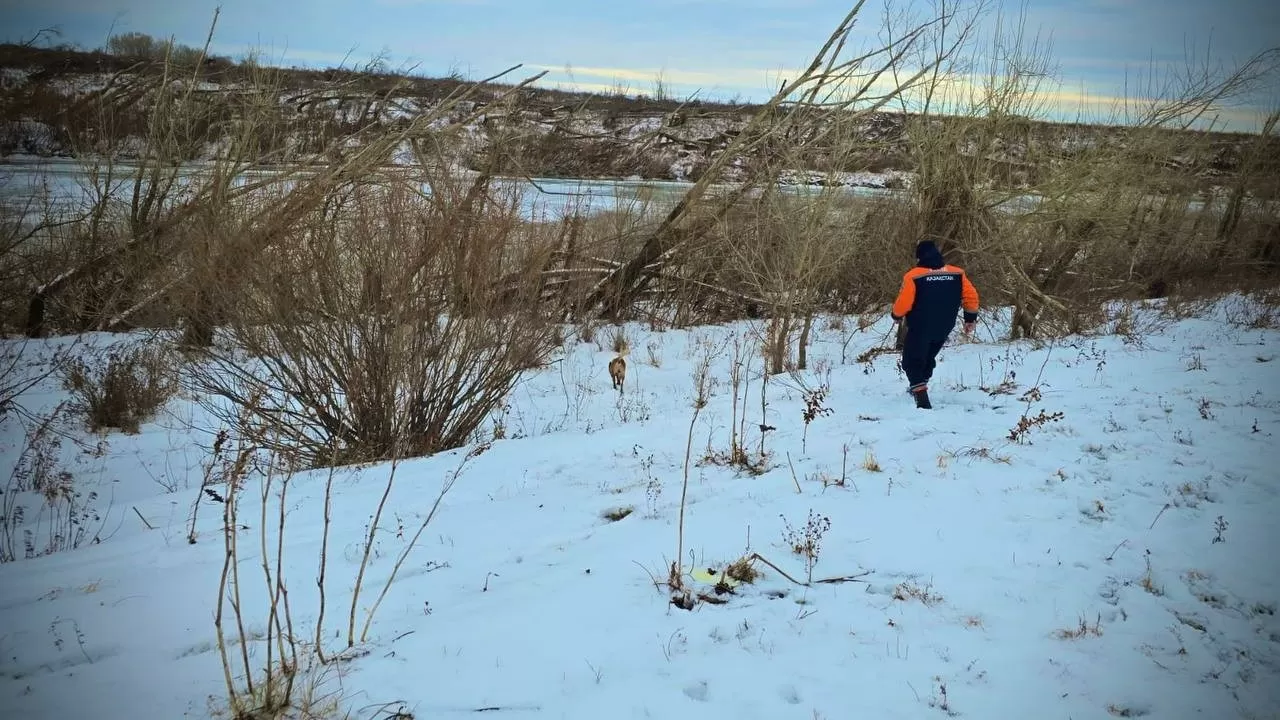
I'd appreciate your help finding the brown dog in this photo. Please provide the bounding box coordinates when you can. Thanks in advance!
[608,352,628,393]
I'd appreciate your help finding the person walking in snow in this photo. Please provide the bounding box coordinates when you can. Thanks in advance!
[889,239,980,409]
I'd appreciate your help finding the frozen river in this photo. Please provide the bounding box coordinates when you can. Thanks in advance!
[0,157,901,224]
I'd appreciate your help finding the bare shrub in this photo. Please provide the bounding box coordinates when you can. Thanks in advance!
[191,177,561,468]
[210,397,486,718]
[21,14,240,337]
[60,341,177,433]
[1223,289,1280,329]
[720,187,862,374]
[105,32,208,67]
[669,335,724,610]
[795,371,833,454]
[781,508,831,584]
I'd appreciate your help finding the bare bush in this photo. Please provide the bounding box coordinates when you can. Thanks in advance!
[720,188,858,374]
[209,398,483,717]
[190,177,561,468]
[781,508,832,584]
[60,341,177,433]
[668,334,726,610]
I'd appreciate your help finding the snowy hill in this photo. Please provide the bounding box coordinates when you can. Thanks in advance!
[1,297,1278,719]
[1,43,1270,189]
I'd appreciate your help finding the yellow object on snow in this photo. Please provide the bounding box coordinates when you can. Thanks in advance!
[691,568,742,587]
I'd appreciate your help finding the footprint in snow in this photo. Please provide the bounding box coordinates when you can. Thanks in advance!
[175,640,217,659]
[1182,570,1236,612]
[683,680,709,702]
[1106,702,1152,717]
[6,646,121,680]
[1097,577,1121,606]
[778,684,802,704]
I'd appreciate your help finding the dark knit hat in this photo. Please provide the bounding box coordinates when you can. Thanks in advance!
[915,240,945,269]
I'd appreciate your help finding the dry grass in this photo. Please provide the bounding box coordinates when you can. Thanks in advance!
[606,326,630,355]
[725,556,761,584]
[1,402,110,563]
[602,506,634,522]
[861,449,882,473]
[1056,614,1104,639]
[892,580,944,606]
[947,446,1013,465]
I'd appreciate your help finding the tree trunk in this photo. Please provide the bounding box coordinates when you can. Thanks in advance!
[797,312,813,370]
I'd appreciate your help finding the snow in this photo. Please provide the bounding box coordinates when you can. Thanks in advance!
[623,116,663,139]
[1,296,1278,719]
[48,74,113,96]
[669,154,700,182]
[0,69,31,90]
[776,168,913,191]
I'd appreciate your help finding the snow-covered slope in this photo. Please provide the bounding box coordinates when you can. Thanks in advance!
[2,48,1263,188]
[1,297,1277,719]
[0,62,890,186]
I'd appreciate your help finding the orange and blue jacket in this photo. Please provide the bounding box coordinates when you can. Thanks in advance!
[891,264,980,338]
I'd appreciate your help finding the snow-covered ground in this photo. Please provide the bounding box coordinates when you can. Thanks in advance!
[1,296,1278,719]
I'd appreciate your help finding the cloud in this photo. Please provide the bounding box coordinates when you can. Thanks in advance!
[531,64,801,89]
[875,70,1277,130]
[541,80,640,96]
[529,63,833,104]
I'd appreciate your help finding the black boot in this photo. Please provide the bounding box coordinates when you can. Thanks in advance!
[912,386,932,409]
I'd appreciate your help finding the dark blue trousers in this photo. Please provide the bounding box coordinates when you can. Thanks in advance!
[901,329,948,390]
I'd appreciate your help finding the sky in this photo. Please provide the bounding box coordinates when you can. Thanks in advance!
[1,0,1278,131]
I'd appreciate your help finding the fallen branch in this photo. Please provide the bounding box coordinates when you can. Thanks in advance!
[1149,503,1172,530]
[812,571,875,585]
[132,506,155,530]
[786,452,803,494]
[745,553,872,587]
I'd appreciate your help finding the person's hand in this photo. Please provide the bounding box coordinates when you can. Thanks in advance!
[963,321,976,336]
